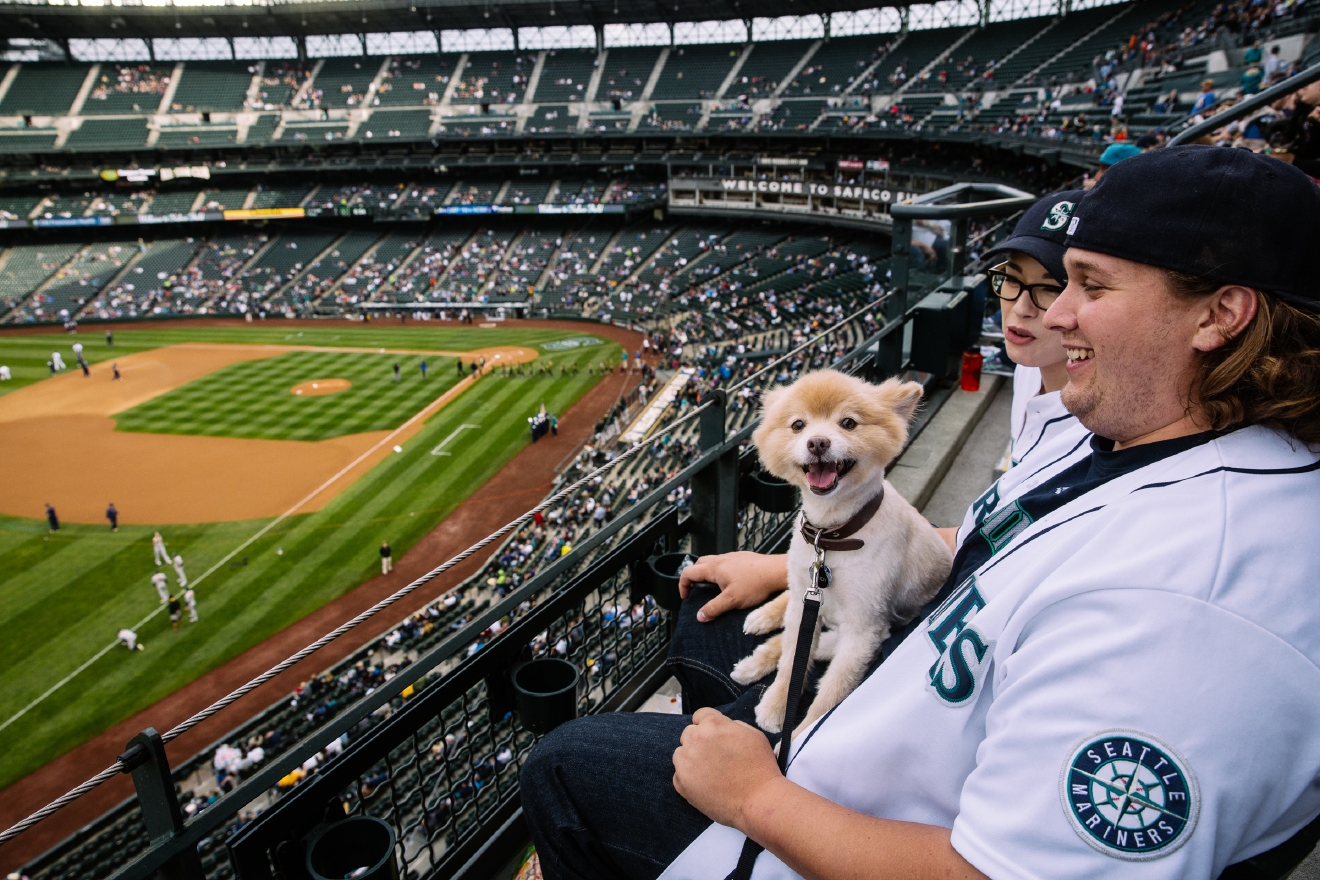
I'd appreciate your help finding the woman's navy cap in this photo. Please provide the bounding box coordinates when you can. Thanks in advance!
[1067,145,1320,309]
[984,189,1086,286]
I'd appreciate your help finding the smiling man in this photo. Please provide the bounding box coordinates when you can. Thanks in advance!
[521,146,1320,880]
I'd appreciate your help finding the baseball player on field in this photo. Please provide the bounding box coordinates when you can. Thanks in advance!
[152,531,170,566]
[521,147,1320,880]
[151,571,169,604]
[183,588,198,623]
[172,553,188,588]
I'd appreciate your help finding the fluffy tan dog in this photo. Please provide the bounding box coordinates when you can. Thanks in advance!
[733,370,953,735]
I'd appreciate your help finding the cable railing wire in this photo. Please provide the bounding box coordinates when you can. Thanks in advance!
[727,296,887,396]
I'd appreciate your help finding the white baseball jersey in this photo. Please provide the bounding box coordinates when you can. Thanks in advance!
[660,424,1320,880]
[1009,364,1074,468]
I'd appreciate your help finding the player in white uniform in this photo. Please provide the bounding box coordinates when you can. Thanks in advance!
[152,531,170,566]
[172,553,188,588]
[50,351,65,371]
[521,147,1320,880]
[150,571,169,604]
[183,588,198,623]
[980,191,1084,469]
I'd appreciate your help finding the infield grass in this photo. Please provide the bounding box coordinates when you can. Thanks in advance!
[0,323,622,789]
[116,351,467,441]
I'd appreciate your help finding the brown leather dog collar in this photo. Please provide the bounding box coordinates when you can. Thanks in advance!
[799,485,885,551]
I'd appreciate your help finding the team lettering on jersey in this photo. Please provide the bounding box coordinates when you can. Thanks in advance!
[925,578,994,705]
[1060,730,1199,861]
[979,500,1034,554]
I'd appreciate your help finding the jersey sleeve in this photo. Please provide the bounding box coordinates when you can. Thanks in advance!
[950,588,1320,880]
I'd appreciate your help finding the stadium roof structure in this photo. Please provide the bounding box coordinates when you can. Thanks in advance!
[0,0,923,42]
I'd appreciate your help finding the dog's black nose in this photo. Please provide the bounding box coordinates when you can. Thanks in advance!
[807,436,831,457]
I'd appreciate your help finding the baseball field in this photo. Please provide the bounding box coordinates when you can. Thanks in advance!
[0,321,624,790]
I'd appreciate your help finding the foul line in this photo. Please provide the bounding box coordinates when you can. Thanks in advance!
[0,372,482,736]
[431,424,481,456]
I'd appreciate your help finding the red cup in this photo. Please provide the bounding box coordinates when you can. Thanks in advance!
[961,349,983,392]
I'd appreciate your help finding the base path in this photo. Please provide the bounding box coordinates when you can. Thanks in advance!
[0,318,647,873]
[0,341,537,524]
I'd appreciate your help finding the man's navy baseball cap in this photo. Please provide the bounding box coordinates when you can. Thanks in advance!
[1067,145,1320,309]
[984,189,1086,286]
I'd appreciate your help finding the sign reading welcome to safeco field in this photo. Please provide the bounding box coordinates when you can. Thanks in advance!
[718,178,917,203]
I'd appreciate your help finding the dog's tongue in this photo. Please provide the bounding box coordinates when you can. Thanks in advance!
[806,462,837,489]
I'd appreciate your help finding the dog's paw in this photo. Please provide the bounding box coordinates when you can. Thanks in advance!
[731,635,782,685]
[754,686,788,734]
[743,602,784,636]
[730,655,763,686]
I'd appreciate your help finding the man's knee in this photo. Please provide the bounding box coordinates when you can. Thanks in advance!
[522,715,601,826]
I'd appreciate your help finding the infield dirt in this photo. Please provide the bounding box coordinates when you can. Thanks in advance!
[0,341,538,524]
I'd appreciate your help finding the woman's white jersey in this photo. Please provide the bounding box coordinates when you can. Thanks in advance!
[1009,364,1074,468]
[661,425,1320,880]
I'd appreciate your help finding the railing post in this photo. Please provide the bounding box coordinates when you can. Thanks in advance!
[120,728,206,880]
[949,216,969,277]
[689,390,738,556]
[880,216,911,378]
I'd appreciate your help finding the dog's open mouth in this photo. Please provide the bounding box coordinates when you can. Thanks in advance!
[801,459,855,495]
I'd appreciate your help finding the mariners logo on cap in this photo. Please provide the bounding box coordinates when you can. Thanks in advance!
[1060,729,1198,861]
[1040,200,1076,232]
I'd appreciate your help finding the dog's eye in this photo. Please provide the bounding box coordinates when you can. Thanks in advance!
[791,419,805,433]
[840,418,858,430]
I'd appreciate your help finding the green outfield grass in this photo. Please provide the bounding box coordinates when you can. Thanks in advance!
[116,351,466,441]
[0,324,622,790]
[0,324,616,398]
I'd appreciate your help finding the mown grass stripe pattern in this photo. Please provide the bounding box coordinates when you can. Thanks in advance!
[0,324,603,399]
[115,351,465,441]
[0,327,619,788]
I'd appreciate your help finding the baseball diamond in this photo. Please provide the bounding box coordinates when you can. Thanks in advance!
[0,321,624,791]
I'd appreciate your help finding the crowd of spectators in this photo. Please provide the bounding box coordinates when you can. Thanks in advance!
[87,64,170,109]
[249,62,312,111]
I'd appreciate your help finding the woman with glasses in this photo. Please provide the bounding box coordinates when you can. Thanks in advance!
[983,190,1085,467]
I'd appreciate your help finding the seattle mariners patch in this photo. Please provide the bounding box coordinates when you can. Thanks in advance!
[1040,199,1076,232]
[1060,730,1199,861]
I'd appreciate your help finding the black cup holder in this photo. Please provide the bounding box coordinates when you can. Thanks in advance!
[642,552,693,612]
[741,470,799,513]
[305,815,398,880]
[513,658,580,736]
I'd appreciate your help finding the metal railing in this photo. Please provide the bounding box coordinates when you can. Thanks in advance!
[1167,61,1320,146]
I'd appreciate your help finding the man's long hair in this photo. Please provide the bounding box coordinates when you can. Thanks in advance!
[1169,271,1320,445]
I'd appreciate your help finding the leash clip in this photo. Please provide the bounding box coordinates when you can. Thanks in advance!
[806,530,830,600]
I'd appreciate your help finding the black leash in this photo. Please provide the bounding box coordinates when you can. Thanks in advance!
[724,529,831,880]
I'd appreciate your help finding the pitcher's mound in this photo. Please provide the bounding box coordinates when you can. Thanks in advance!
[291,378,352,397]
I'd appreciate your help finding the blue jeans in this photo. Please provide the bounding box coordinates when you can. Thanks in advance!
[521,585,779,880]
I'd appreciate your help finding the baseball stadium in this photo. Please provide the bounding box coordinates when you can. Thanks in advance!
[0,0,1316,875]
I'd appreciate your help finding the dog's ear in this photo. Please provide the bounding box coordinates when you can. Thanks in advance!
[875,379,924,424]
[757,383,788,421]
[751,384,786,453]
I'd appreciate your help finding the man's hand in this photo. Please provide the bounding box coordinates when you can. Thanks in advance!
[678,552,788,622]
[672,708,784,830]
[673,712,991,880]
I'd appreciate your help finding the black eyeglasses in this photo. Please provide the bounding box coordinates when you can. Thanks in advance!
[987,267,1064,310]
